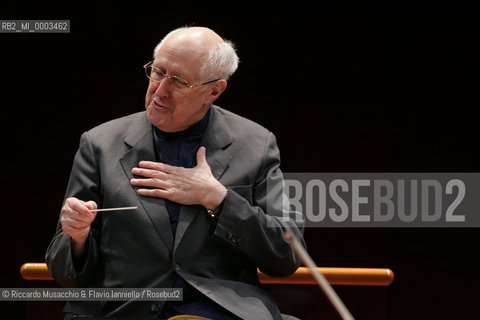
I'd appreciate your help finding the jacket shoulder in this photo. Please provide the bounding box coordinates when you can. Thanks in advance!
[212,105,271,137]
[87,111,149,137]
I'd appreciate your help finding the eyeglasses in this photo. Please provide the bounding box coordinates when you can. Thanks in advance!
[143,61,222,90]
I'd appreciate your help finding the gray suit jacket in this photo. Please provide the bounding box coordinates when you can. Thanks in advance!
[46,105,305,320]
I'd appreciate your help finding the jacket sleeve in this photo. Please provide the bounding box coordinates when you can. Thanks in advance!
[213,132,306,277]
[45,131,103,288]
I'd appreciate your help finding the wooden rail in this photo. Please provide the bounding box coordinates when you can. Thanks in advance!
[21,263,394,286]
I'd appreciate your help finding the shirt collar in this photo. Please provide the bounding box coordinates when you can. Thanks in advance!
[153,108,211,143]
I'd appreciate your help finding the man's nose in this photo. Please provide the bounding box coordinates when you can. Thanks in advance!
[154,78,171,97]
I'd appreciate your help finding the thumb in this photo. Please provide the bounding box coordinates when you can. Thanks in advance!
[196,146,208,167]
[85,201,98,211]
[85,201,98,219]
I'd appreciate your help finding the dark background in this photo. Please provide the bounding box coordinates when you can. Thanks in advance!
[1,1,479,319]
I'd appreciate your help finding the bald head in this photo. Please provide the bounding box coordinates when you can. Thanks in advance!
[155,27,223,56]
[153,26,239,80]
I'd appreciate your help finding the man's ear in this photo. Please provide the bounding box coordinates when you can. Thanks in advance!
[205,80,227,105]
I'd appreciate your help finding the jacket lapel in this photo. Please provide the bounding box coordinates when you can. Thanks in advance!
[202,106,234,180]
[119,115,174,254]
[173,106,233,253]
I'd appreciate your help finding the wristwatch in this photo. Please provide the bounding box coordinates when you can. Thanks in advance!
[206,208,218,218]
[206,190,227,218]
[206,205,223,218]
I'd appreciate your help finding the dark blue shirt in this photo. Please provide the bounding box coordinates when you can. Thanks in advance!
[152,108,210,236]
[152,108,239,319]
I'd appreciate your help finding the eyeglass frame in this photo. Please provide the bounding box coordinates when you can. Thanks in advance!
[143,61,223,89]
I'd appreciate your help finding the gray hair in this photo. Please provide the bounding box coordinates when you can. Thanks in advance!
[199,40,239,80]
[153,27,239,81]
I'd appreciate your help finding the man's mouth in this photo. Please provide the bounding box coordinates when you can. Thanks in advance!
[152,100,166,109]
[152,99,171,112]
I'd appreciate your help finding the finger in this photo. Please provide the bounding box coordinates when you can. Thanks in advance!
[70,201,95,219]
[85,201,98,211]
[67,198,91,214]
[62,209,95,224]
[63,224,89,233]
[137,188,171,198]
[84,201,98,219]
[130,178,170,189]
[63,199,95,222]
[138,161,174,173]
[132,167,169,179]
[61,215,92,229]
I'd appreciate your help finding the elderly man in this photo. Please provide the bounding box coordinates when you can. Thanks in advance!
[46,26,305,320]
